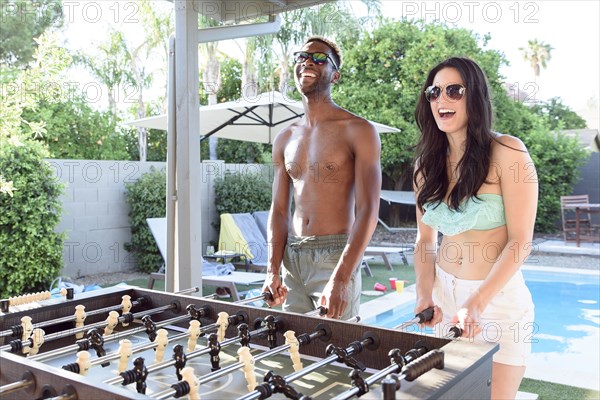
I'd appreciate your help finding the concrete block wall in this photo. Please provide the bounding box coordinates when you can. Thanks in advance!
[50,159,269,278]
[50,160,166,277]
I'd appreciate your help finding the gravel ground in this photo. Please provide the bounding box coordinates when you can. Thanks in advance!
[71,226,598,287]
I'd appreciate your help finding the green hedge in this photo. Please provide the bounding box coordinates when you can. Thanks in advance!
[124,167,166,273]
[0,138,65,298]
[522,128,590,232]
[214,170,272,216]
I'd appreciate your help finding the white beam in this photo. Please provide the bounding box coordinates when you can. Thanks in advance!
[196,15,281,43]
[172,0,202,292]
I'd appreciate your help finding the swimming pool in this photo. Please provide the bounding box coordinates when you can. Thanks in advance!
[363,269,599,347]
[361,267,600,390]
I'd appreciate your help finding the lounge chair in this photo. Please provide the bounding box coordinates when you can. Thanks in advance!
[378,190,418,232]
[364,246,411,270]
[145,217,265,300]
[252,211,269,240]
[218,213,269,272]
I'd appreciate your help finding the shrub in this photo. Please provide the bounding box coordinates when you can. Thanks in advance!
[0,137,65,298]
[214,170,272,230]
[521,127,590,232]
[124,167,166,273]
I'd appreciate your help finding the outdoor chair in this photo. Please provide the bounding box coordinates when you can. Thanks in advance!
[146,217,265,300]
[560,195,593,243]
[219,213,269,272]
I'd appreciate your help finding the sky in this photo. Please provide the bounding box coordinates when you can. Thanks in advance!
[61,0,599,129]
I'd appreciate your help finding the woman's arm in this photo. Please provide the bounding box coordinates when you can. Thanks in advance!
[413,166,443,327]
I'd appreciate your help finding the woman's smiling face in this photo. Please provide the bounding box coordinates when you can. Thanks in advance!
[429,67,468,136]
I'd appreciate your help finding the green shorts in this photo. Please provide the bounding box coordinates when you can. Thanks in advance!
[282,234,361,320]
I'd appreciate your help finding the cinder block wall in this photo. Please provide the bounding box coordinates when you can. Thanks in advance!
[50,160,166,277]
[50,159,269,278]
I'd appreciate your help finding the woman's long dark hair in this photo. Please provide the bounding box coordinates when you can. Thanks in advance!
[413,57,495,212]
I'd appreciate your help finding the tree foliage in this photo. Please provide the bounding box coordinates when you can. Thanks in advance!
[519,39,553,78]
[0,137,64,297]
[530,97,587,130]
[21,95,131,160]
[0,0,64,67]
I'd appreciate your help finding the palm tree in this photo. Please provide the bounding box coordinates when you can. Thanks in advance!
[519,39,553,81]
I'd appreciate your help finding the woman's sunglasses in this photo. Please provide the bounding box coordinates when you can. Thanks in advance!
[425,84,466,102]
[293,51,339,70]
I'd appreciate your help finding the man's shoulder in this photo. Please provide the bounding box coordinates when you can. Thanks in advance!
[332,108,374,131]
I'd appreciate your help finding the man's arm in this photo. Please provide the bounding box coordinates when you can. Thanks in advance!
[262,129,292,306]
[323,119,381,318]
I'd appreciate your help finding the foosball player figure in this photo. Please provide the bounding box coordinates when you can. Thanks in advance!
[238,346,256,392]
[74,350,91,376]
[238,323,251,347]
[173,344,187,381]
[28,328,45,356]
[264,315,280,349]
[154,328,169,363]
[187,320,201,352]
[88,328,109,366]
[349,368,369,397]
[208,333,221,372]
[117,339,133,373]
[120,357,149,394]
[121,295,132,326]
[103,310,120,336]
[326,343,366,371]
[21,316,33,354]
[74,305,86,339]
[181,367,201,400]
[263,370,311,400]
[133,357,149,394]
[142,315,157,342]
[216,311,229,342]
[284,330,303,371]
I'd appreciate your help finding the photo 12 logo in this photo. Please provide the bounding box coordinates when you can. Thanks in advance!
[0,1,140,24]
[397,1,540,24]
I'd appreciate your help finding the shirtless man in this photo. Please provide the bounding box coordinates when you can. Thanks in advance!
[261,36,381,320]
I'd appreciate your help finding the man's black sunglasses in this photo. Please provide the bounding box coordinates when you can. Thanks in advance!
[293,51,339,70]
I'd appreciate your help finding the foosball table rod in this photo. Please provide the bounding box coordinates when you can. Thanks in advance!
[102,315,280,386]
[205,324,331,384]
[0,296,149,339]
[31,305,213,362]
[332,348,445,400]
[89,310,231,369]
[0,302,181,354]
[305,306,361,323]
[236,332,379,400]
[0,371,35,397]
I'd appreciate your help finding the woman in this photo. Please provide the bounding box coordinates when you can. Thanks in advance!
[413,57,537,399]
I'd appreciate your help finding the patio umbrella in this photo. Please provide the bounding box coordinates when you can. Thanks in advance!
[125,91,399,143]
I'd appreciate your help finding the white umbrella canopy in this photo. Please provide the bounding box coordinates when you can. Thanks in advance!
[126,91,399,144]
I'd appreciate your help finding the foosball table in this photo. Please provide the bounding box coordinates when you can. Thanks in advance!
[0,286,497,399]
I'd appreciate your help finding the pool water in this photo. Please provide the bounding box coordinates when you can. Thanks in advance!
[362,269,600,355]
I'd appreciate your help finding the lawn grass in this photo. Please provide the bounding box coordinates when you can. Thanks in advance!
[117,263,599,399]
[519,378,600,399]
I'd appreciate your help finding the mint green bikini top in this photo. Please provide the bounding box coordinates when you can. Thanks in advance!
[421,193,506,236]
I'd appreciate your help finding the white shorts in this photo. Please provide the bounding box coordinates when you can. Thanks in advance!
[433,265,536,366]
